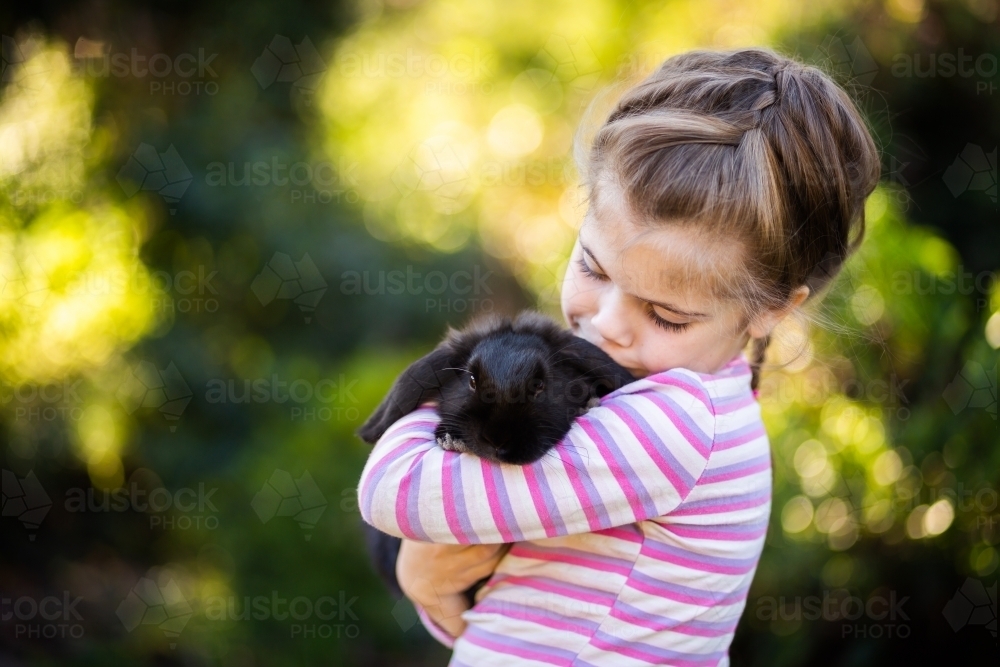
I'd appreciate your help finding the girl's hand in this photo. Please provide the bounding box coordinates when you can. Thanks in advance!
[396,539,509,638]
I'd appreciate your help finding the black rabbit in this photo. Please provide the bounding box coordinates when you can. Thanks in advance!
[356,310,638,603]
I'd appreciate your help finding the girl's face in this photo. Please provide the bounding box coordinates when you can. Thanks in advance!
[560,185,756,378]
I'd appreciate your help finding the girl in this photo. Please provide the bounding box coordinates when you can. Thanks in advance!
[358,47,880,666]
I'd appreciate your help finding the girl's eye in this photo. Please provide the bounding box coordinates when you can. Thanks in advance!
[645,303,691,333]
[469,375,476,391]
[576,256,609,282]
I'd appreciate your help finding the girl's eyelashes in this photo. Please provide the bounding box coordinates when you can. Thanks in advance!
[578,254,691,333]
[645,304,691,332]
[576,256,608,281]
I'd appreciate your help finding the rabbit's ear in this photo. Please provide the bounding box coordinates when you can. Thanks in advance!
[356,344,462,444]
[553,335,638,395]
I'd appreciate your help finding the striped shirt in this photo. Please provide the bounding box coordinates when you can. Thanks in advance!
[358,352,771,666]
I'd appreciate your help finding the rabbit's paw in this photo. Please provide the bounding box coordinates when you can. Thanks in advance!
[436,432,468,453]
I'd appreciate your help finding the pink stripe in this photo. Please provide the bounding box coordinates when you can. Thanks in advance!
[463,631,571,666]
[671,496,770,515]
[522,464,558,539]
[648,375,714,413]
[714,393,756,414]
[592,525,644,543]
[609,607,732,638]
[556,442,603,532]
[642,394,712,458]
[393,452,425,538]
[589,635,718,667]
[510,544,632,576]
[703,459,771,483]
[480,459,515,543]
[605,404,690,497]
[578,419,646,521]
[440,455,465,543]
[475,600,594,636]
[360,426,435,506]
[714,426,766,451]
[663,523,769,541]
[493,575,615,606]
[643,550,753,575]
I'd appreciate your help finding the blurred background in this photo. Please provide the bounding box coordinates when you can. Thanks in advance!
[0,0,996,665]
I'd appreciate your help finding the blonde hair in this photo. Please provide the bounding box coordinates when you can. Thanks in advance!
[574,47,881,389]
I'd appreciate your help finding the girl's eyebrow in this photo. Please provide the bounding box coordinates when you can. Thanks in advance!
[580,242,709,319]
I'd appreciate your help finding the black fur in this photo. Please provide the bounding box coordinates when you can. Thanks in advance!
[356,310,638,602]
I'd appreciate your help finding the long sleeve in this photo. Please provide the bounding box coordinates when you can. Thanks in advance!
[357,368,718,544]
[414,603,456,649]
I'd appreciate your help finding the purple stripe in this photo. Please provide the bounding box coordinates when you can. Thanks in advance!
[585,416,659,520]
[401,457,430,541]
[642,393,714,457]
[627,570,751,607]
[556,433,612,529]
[448,454,476,543]
[641,539,760,573]
[472,597,600,635]
[360,436,424,527]
[712,392,756,414]
[486,463,524,542]
[646,374,714,412]
[699,454,771,483]
[713,422,766,450]
[590,629,727,666]
[530,463,568,535]
[358,417,437,518]
[663,519,770,541]
[509,542,635,576]
[608,402,698,493]
[462,624,577,665]
[671,487,771,515]
[489,573,618,606]
[611,600,740,636]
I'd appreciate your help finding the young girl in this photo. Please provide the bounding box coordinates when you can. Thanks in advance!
[358,47,880,666]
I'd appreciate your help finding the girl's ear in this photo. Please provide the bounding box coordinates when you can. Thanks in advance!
[748,285,810,338]
[356,344,462,444]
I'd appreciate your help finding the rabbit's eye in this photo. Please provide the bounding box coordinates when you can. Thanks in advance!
[469,375,476,391]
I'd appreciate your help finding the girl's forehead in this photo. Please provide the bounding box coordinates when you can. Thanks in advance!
[579,206,745,305]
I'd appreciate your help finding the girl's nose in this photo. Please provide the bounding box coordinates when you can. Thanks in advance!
[590,287,633,348]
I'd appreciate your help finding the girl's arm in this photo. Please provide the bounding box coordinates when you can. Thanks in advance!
[396,540,510,645]
[357,369,718,543]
